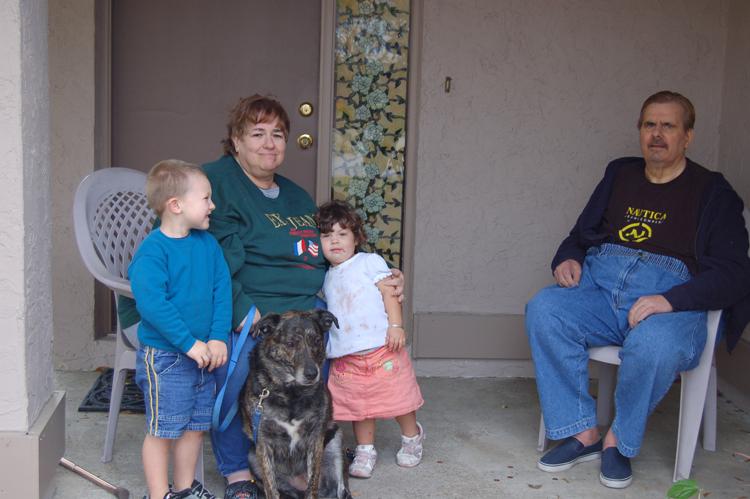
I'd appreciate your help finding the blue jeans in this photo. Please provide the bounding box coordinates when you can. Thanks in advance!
[526,244,707,458]
[210,298,330,477]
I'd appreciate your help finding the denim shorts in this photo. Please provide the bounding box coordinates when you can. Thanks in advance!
[135,345,215,439]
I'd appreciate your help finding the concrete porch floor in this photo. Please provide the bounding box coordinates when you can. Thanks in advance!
[51,371,750,499]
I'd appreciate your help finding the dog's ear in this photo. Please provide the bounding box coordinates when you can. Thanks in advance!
[255,312,282,338]
[310,308,338,334]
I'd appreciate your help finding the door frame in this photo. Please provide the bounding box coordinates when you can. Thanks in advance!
[315,0,336,204]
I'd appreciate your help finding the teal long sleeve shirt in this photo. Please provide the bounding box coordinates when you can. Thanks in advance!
[128,228,232,353]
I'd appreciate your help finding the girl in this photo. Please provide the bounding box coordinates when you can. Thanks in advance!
[314,201,425,479]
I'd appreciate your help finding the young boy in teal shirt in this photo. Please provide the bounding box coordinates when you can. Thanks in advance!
[129,160,232,499]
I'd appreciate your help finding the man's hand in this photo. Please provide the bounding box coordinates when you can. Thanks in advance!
[207,340,228,371]
[186,340,211,369]
[554,259,582,287]
[628,295,673,329]
[382,268,406,303]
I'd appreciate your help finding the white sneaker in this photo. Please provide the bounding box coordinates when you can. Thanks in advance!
[349,445,377,478]
[396,422,424,467]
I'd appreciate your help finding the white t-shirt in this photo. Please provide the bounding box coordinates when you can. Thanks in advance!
[322,252,392,358]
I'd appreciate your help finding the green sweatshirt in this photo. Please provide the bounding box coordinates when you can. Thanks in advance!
[203,155,327,329]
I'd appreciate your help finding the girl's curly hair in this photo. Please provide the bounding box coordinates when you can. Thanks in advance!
[314,200,367,248]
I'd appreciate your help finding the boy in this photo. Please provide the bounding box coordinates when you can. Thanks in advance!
[129,160,232,499]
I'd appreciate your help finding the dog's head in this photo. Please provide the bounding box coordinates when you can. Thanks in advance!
[254,308,338,386]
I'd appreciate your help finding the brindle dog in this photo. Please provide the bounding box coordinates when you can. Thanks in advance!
[239,309,352,499]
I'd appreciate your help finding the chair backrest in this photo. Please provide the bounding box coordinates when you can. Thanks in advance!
[73,168,155,297]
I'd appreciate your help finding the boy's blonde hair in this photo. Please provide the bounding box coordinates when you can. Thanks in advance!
[146,159,207,216]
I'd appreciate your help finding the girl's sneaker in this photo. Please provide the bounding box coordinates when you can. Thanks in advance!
[348,445,377,478]
[396,422,424,467]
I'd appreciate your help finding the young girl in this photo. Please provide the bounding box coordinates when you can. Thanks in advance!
[314,201,425,479]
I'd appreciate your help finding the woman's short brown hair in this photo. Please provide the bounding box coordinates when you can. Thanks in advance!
[146,159,206,216]
[314,200,368,248]
[221,95,291,156]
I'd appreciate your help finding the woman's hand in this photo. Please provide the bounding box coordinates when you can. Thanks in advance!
[237,307,263,338]
[383,268,406,303]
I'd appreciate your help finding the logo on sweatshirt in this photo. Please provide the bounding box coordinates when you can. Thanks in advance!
[619,222,652,243]
[293,239,319,257]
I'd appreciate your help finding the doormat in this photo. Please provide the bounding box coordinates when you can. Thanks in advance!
[78,368,145,413]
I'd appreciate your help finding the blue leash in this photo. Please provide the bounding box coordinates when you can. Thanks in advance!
[251,388,270,443]
[212,305,257,432]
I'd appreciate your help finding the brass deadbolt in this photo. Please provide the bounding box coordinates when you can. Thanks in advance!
[297,134,313,149]
[299,102,314,117]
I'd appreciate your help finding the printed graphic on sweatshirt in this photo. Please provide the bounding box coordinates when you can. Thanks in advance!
[293,239,320,257]
[264,212,321,260]
[265,213,316,231]
[618,206,667,243]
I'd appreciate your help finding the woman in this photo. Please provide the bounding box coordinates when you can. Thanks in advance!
[205,95,404,499]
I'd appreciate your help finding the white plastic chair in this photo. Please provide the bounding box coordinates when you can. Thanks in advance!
[537,208,750,482]
[73,167,203,481]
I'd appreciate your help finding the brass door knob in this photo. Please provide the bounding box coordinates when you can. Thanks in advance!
[297,134,313,149]
[299,102,314,117]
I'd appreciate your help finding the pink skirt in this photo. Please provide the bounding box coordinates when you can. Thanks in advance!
[328,346,424,421]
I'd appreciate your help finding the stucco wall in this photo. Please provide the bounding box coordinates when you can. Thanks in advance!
[0,0,54,430]
[49,0,111,370]
[22,0,55,429]
[0,0,29,429]
[414,0,728,317]
[719,0,750,342]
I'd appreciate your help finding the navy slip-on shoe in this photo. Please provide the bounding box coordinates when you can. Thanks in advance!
[599,447,633,489]
[538,435,603,472]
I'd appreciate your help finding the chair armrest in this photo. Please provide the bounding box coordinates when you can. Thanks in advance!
[99,275,134,298]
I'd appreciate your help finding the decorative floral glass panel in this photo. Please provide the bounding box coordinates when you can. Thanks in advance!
[333,0,410,267]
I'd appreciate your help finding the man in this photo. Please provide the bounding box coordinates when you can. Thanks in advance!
[526,91,750,489]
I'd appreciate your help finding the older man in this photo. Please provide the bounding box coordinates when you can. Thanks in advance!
[526,91,750,489]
